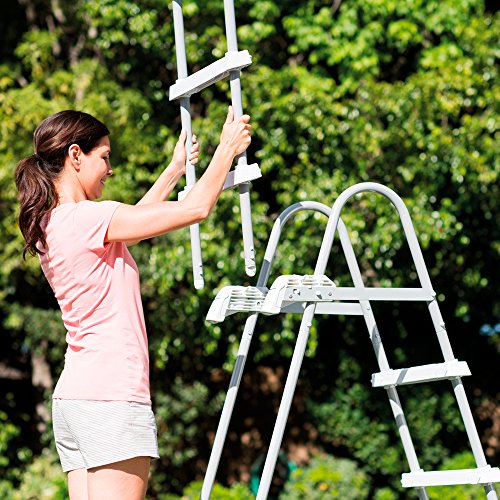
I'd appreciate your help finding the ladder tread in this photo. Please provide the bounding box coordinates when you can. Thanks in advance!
[223,163,262,190]
[402,467,500,487]
[372,361,471,387]
[169,50,252,100]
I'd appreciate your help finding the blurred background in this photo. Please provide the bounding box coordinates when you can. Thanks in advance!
[0,0,498,498]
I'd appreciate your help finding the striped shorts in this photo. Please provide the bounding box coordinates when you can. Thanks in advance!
[52,399,160,472]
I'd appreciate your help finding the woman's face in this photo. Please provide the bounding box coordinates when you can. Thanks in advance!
[80,136,113,200]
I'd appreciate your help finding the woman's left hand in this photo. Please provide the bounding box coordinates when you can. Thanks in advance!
[171,130,200,175]
[188,134,200,166]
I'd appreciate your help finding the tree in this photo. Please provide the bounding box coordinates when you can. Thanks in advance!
[0,0,498,497]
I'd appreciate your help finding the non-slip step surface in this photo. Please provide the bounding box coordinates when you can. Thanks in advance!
[372,360,471,387]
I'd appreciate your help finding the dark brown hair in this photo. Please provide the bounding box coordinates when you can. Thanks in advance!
[15,110,110,258]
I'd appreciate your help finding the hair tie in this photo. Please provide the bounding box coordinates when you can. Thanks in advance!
[33,153,43,165]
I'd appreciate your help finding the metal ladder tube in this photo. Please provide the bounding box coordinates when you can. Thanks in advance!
[314,183,455,360]
[257,214,429,499]
[314,183,495,498]
[337,219,429,500]
[172,0,204,289]
[256,303,317,500]
[201,313,259,500]
[427,301,497,497]
[223,0,256,277]
[201,202,333,497]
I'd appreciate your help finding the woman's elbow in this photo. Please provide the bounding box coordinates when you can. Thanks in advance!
[183,200,212,223]
[197,203,212,222]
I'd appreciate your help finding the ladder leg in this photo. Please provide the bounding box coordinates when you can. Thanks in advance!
[451,375,497,499]
[256,303,317,500]
[238,180,256,276]
[387,387,429,500]
[337,219,430,499]
[201,314,259,499]
[427,297,497,497]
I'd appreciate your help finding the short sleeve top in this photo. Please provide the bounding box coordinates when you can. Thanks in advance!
[39,200,150,404]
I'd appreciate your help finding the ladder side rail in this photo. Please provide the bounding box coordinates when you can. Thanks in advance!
[202,202,331,498]
[201,313,259,500]
[314,182,455,360]
[337,218,429,500]
[427,297,495,494]
[258,201,332,285]
[172,0,204,289]
[324,186,496,498]
[256,302,318,500]
[223,0,256,277]
[451,378,497,498]
[427,298,496,494]
[256,214,362,499]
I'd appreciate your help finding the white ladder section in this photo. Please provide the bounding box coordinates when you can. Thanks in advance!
[200,184,500,499]
[170,0,262,289]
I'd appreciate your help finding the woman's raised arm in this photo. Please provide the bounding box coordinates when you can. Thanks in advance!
[106,107,251,243]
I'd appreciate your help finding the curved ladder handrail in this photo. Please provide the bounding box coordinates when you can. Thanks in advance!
[314,182,455,360]
[202,202,340,500]
[256,201,332,287]
[257,183,495,500]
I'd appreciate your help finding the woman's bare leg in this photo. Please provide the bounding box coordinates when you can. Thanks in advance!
[87,456,150,500]
[68,468,88,500]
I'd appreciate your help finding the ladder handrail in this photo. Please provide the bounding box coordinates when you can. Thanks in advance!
[314,182,456,361]
[202,202,335,500]
[172,0,204,289]
[256,201,332,287]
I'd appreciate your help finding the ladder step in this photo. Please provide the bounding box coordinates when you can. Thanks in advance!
[402,467,500,487]
[223,163,262,190]
[169,50,252,100]
[206,286,268,324]
[279,286,433,303]
[282,302,364,316]
[261,274,336,315]
[260,274,435,315]
[372,361,471,387]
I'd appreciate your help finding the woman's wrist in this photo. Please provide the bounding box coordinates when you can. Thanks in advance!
[216,142,237,159]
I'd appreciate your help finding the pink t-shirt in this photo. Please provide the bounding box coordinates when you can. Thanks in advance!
[39,200,150,404]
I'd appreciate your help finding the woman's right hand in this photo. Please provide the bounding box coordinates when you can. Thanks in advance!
[219,106,252,156]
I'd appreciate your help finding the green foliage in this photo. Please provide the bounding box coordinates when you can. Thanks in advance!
[281,453,371,499]
[160,480,254,500]
[0,0,498,497]
[151,378,225,492]
[0,410,20,491]
[308,380,404,478]
[11,449,68,500]
[0,410,19,468]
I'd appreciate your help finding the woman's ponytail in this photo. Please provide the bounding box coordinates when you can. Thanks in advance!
[15,154,60,258]
[14,110,110,259]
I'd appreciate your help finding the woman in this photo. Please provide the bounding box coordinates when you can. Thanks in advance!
[15,108,251,500]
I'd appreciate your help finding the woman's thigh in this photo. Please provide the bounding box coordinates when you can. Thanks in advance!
[87,456,150,500]
[68,468,88,500]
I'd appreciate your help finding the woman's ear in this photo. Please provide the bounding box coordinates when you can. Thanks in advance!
[68,144,82,170]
